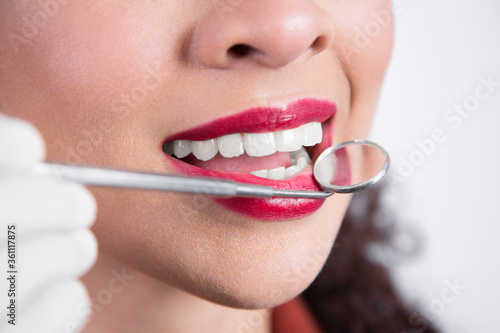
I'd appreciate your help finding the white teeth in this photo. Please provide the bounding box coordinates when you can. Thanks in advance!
[250,169,269,178]
[268,166,286,180]
[192,139,218,161]
[173,140,192,158]
[297,156,308,170]
[285,165,300,179]
[302,122,322,146]
[312,122,323,144]
[250,149,312,180]
[275,127,304,152]
[166,121,323,167]
[243,132,277,157]
[217,133,244,158]
[290,147,311,164]
[315,157,334,183]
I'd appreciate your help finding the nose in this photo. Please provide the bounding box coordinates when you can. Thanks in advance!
[192,0,335,69]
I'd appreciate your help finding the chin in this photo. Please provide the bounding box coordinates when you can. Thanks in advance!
[176,255,329,310]
[145,198,347,310]
[195,272,322,310]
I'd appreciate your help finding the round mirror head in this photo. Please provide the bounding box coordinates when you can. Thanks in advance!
[313,140,390,194]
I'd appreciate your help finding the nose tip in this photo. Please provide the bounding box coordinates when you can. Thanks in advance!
[192,1,335,69]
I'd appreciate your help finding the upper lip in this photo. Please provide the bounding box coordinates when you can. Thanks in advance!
[163,98,336,142]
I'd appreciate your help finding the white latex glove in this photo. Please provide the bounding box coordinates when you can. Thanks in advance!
[0,113,98,333]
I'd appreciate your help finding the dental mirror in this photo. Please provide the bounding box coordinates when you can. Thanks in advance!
[271,139,390,198]
[313,140,390,194]
[33,140,389,199]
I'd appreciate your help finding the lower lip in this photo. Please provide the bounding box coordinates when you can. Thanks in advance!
[164,158,326,220]
[214,177,325,220]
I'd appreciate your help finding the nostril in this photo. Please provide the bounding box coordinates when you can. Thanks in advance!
[310,36,328,53]
[228,44,254,58]
[311,37,321,49]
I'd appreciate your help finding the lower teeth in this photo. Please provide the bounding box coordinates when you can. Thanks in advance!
[250,147,311,180]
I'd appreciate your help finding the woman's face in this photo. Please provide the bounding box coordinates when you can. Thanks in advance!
[0,0,393,308]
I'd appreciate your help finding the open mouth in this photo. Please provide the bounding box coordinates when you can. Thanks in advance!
[160,98,336,220]
[162,121,322,180]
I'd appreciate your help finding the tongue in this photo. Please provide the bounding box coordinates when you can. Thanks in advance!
[183,152,292,173]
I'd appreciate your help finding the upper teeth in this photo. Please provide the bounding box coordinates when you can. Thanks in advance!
[166,122,322,161]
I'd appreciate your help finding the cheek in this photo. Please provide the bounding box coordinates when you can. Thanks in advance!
[36,6,173,96]
[0,2,184,164]
[332,0,394,59]
[328,0,394,140]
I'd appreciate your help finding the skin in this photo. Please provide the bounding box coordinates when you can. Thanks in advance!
[0,1,393,332]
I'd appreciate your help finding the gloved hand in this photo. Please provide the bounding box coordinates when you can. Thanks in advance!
[0,113,98,333]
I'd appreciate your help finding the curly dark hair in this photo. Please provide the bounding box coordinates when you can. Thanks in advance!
[302,187,439,333]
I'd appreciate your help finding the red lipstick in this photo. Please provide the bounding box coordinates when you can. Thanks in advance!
[161,98,336,220]
[164,99,335,142]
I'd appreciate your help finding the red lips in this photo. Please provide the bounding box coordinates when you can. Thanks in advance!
[161,98,336,220]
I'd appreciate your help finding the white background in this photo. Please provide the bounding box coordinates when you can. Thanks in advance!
[372,0,500,332]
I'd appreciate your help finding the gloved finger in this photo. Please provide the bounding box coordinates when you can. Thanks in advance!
[10,229,98,306]
[1,279,92,333]
[0,174,96,234]
[0,113,45,170]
